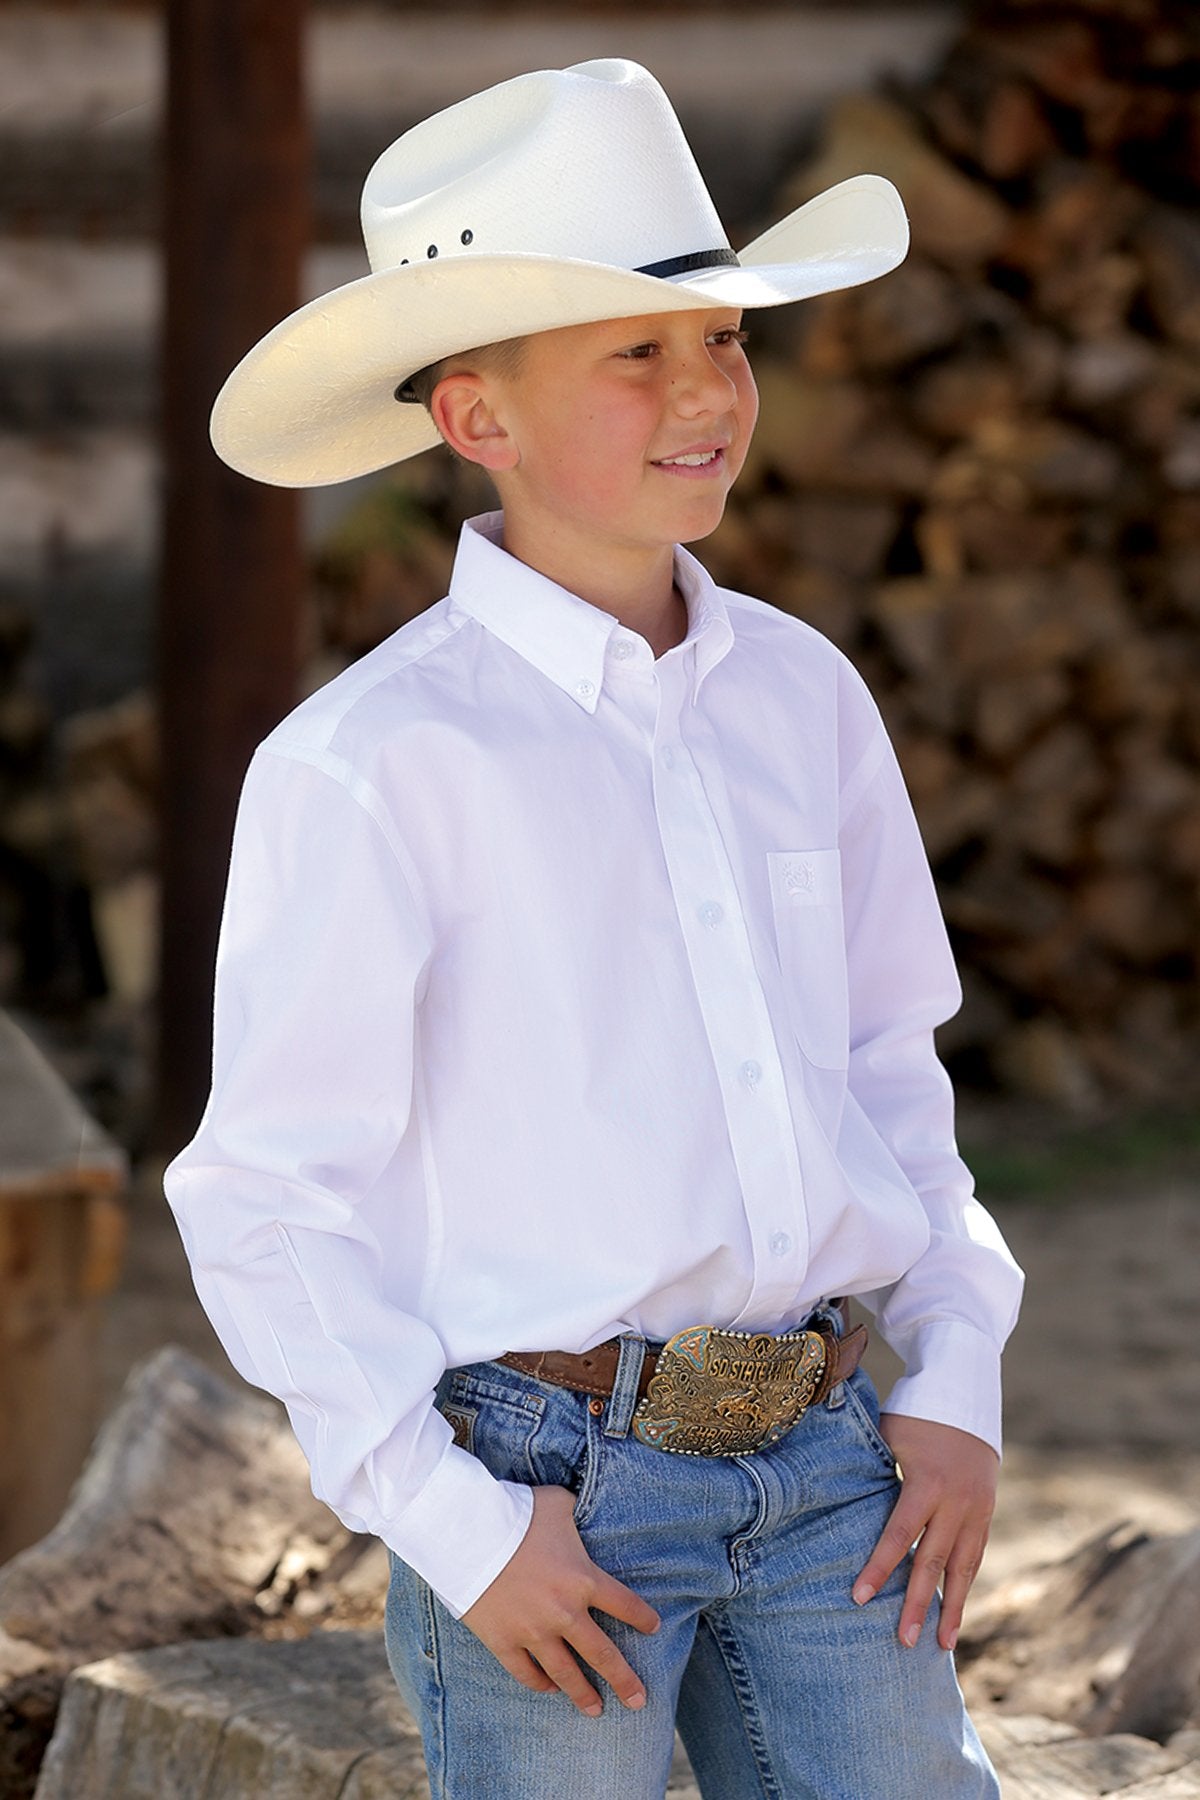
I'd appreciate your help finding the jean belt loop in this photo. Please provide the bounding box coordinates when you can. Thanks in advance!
[604,1334,648,1439]
[816,1297,849,1407]
[808,1296,845,1339]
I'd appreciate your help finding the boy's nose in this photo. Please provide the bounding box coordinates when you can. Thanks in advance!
[672,352,738,414]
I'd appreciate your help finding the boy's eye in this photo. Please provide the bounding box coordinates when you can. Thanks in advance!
[617,327,749,361]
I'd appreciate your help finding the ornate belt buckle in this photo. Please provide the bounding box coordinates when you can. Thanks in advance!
[630,1323,830,1457]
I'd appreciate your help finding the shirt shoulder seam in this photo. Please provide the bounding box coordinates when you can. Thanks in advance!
[717,587,847,660]
[253,741,434,938]
[839,732,891,828]
[263,603,469,751]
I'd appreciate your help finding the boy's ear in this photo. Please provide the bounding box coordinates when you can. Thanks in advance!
[430,375,519,472]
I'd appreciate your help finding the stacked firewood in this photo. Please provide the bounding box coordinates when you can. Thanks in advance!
[0,647,156,1141]
[742,0,1200,1107]
[322,0,1200,1107]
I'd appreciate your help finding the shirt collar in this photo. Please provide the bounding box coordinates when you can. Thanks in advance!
[675,540,737,703]
[448,512,735,712]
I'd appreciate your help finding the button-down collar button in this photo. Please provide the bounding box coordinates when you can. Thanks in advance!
[698,901,723,928]
[740,1059,762,1089]
[575,678,596,700]
[611,638,635,661]
[769,1231,792,1258]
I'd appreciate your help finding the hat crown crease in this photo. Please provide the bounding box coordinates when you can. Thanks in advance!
[361,59,731,279]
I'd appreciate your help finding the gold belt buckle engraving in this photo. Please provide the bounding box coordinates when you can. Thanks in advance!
[630,1324,830,1457]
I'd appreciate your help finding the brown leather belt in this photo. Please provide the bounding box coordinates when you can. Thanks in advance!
[492,1317,867,1440]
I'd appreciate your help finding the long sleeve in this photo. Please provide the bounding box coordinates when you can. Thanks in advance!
[165,518,1023,1600]
[163,745,534,1616]
[837,720,1024,1453]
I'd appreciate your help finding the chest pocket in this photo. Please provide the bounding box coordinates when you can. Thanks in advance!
[767,849,849,1070]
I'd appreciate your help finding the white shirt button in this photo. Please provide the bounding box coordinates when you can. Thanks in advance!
[740,1059,762,1089]
[769,1231,792,1258]
[611,639,635,661]
[659,744,676,769]
[575,678,596,700]
[698,901,723,928]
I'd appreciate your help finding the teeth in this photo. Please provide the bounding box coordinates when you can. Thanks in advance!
[663,450,718,466]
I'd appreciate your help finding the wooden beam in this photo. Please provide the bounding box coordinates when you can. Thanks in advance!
[156,0,310,1150]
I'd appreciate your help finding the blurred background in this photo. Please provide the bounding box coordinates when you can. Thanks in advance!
[1,0,1198,1621]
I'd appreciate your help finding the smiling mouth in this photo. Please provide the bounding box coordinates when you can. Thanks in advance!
[653,447,726,471]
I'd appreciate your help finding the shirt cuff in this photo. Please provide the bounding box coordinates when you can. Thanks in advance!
[879,1319,1005,1457]
[383,1442,535,1618]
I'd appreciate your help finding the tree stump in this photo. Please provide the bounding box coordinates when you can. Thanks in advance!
[0,1345,384,1799]
[31,1634,708,1800]
[975,1713,1200,1798]
[961,1520,1200,1742]
[32,1634,428,1800]
[0,1009,127,1563]
[31,1647,1200,1800]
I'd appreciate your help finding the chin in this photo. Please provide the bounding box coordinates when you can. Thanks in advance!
[673,496,731,541]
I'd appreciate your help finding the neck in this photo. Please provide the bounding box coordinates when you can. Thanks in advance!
[498,515,688,659]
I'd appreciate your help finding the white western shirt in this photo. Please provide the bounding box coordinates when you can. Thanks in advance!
[166,510,1023,1618]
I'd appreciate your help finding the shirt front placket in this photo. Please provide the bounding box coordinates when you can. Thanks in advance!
[648,643,810,1326]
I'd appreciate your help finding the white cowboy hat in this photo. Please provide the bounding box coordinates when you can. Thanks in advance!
[211,57,909,488]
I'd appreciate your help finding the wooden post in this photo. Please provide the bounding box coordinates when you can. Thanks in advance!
[156,0,310,1152]
[0,1012,127,1562]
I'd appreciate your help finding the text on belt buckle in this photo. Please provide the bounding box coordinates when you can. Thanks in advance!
[630,1323,830,1457]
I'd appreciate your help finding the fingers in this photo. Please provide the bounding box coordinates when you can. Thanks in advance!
[506,1610,649,1718]
[936,1530,989,1652]
[499,1648,560,1695]
[896,1518,990,1651]
[896,1525,951,1650]
[532,1589,654,1716]
[854,1414,998,1651]
[487,1612,649,1718]
[570,1614,649,1713]
[853,1489,925,1611]
[854,1488,992,1651]
[461,1485,660,1718]
[531,1641,607,1717]
[592,1567,661,1637]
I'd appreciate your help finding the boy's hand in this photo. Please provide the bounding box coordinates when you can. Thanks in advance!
[460,1484,660,1716]
[852,1415,998,1654]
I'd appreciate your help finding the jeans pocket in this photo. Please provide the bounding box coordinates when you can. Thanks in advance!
[840,1369,900,1472]
[569,1406,604,1530]
[767,848,849,1070]
[443,1364,591,1501]
[384,1550,441,1687]
[442,1367,545,1486]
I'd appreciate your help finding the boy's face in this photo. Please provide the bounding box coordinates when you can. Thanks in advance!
[476,307,758,577]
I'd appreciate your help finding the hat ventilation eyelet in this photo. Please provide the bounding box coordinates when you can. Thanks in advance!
[460,228,473,245]
[427,244,438,258]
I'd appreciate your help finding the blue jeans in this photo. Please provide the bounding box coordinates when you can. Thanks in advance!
[385,1329,999,1799]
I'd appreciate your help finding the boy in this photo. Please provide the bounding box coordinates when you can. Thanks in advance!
[166,58,1023,1798]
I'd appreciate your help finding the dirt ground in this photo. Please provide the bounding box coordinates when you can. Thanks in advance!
[99,1134,1200,1611]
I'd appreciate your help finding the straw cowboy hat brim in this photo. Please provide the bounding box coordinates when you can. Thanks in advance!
[211,61,910,488]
